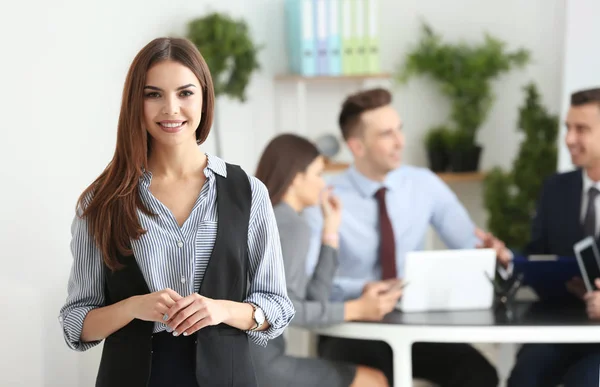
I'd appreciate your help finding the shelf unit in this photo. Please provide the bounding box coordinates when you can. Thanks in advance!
[273,73,485,183]
[274,73,393,82]
[273,73,393,139]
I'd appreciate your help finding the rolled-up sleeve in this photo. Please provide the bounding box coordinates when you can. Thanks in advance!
[58,208,105,351]
[244,177,295,346]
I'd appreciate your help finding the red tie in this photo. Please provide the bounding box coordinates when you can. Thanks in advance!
[375,187,397,280]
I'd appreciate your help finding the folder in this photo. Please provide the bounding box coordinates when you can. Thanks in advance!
[340,0,353,74]
[352,0,367,74]
[284,0,298,74]
[513,255,582,302]
[285,0,316,76]
[364,0,380,74]
[314,0,329,75]
[327,0,342,76]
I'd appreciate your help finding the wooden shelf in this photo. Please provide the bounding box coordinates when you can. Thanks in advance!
[274,73,393,82]
[324,161,486,183]
[436,172,486,183]
[324,160,353,172]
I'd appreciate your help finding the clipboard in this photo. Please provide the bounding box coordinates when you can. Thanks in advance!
[513,255,582,302]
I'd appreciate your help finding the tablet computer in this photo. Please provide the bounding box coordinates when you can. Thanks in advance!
[573,236,600,292]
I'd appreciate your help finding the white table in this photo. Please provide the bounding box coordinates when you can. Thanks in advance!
[313,302,600,387]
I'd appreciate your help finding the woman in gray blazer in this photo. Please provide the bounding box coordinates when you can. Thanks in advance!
[252,134,397,387]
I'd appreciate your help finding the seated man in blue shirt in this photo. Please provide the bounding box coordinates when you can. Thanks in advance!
[507,88,600,387]
[304,88,511,387]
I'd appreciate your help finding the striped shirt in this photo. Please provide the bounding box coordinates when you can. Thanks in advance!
[59,154,295,351]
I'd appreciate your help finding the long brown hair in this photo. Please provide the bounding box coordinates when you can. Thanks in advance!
[78,37,215,271]
[255,134,321,205]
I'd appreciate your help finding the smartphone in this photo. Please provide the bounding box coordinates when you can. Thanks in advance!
[573,237,600,292]
[386,281,409,293]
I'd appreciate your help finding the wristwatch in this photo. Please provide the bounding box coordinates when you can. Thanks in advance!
[249,303,265,331]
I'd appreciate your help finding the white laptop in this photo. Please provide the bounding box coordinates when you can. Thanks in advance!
[396,248,497,313]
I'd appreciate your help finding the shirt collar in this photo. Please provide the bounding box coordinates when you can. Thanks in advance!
[582,169,600,193]
[205,153,227,178]
[140,152,227,187]
[347,165,397,198]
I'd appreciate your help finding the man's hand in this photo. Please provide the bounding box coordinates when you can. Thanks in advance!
[475,228,512,267]
[584,279,600,321]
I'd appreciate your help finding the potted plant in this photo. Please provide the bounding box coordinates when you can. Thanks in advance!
[483,83,558,251]
[447,130,481,172]
[424,125,451,172]
[396,22,531,172]
[187,12,262,156]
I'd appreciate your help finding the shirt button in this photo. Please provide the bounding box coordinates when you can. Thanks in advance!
[177,241,183,248]
[181,276,186,284]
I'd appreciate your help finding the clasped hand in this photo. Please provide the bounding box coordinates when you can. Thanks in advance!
[130,288,229,336]
[584,279,600,321]
[566,277,600,321]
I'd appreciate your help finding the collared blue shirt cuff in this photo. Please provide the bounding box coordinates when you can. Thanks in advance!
[60,306,102,352]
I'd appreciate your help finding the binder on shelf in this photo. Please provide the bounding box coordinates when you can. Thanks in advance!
[340,0,353,75]
[285,0,316,76]
[284,0,297,74]
[327,0,342,76]
[364,0,380,73]
[352,0,367,74]
[314,0,329,75]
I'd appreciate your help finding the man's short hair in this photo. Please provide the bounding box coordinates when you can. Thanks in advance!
[571,87,600,109]
[338,88,392,140]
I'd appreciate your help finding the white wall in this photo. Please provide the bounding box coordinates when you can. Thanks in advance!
[0,0,564,386]
[557,0,600,172]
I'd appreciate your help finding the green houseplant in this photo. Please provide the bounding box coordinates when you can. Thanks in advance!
[187,12,262,156]
[396,22,531,172]
[424,125,451,172]
[483,83,558,251]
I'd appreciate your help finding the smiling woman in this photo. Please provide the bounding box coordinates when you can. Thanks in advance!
[143,79,199,136]
[57,37,294,387]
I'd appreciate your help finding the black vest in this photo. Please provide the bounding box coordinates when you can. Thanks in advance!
[95,163,257,387]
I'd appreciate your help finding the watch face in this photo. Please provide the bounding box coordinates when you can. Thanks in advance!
[255,307,266,324]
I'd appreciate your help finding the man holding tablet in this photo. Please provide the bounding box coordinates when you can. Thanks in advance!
[507,88,600,387]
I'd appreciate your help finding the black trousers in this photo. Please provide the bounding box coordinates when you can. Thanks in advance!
[318,336,499,387]
[148,331,199,387]
[507,343,600,387]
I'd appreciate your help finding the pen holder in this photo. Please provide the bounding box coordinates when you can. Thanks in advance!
[487,271,524,311]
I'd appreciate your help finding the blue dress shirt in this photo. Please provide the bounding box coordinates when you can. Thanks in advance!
[304,164,480,301]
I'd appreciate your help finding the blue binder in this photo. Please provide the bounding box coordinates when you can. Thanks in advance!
[285,0,317,76]
[513,255,582,302]
[326,0,342,75]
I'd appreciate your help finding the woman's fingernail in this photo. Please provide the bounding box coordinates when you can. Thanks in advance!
[183,332,188,336]
[163,314,169,321]
[173,331,179,336]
